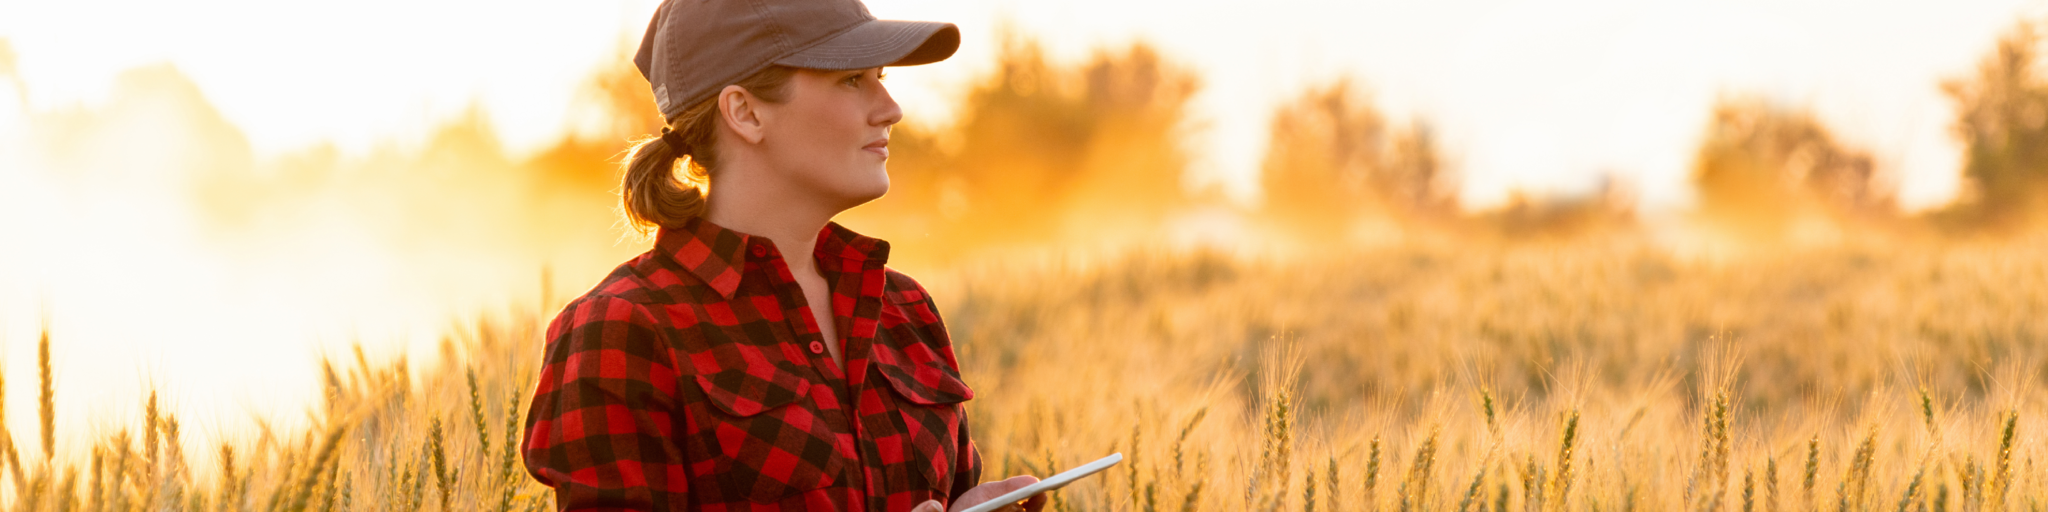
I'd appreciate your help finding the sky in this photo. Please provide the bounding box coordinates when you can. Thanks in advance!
[6,0,2043,210]
[3,0,2047,460]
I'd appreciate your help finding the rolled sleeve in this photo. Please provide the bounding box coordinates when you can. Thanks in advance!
[522,295,689,511]
[948,414,983,504]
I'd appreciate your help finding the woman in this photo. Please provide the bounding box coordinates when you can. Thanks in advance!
[520,0,1047,511]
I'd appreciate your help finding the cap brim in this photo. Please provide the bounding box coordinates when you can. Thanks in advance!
[774,20,960,70]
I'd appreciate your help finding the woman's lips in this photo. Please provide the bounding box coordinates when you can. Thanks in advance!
[864,139,888,159]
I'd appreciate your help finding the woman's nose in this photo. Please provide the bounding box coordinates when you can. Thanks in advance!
[873,82,903,127]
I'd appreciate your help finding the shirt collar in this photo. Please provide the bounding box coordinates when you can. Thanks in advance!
[655,217,891,299]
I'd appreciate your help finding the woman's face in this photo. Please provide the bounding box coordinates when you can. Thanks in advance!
[756,67,901,211]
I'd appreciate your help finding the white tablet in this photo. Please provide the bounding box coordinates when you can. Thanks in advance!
[959,453,1123,512]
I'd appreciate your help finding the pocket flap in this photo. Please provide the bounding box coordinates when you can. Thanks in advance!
[871,337,974,405]
[693,362,812,417]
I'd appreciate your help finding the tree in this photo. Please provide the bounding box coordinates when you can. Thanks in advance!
[1690,97,1888,239]
[1941,20,2048,229]
[839,34,1205,263]
[1257,80,1453,242]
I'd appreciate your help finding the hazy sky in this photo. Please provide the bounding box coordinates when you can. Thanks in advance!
[6,0,2045,211]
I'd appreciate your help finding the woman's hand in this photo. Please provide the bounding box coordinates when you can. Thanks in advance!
[911,475,1049,512]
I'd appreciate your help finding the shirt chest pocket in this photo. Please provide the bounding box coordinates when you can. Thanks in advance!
[872,325,975,494]
[692,357,849,503]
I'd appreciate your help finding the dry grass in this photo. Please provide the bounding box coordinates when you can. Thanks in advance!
[936,233,2048,511]
[0,304,555,511]
[0,233,2045,511]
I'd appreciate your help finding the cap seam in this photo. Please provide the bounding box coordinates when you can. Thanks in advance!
[774,18,869,65]
[742,0,797,60]
[786,24,925,58]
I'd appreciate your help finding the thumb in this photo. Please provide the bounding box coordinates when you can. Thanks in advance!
[912,500,945,512]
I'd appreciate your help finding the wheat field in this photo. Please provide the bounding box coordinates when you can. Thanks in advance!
[2,230,2046,512]
[13,9,2048,510]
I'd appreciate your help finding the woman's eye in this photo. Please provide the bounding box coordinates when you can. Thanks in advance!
[844,74,864,87]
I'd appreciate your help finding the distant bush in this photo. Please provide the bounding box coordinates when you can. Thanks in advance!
[840,34,1205,264]
[1689,98,1890,240]
[1942,20,2048,229]
[1257,80,1455,242]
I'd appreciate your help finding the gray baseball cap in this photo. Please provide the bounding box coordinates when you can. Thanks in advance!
[633,0,961,123]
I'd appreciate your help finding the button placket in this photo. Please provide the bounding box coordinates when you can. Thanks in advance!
[757,242,843,383]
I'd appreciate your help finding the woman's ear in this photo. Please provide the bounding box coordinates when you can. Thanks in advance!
[717,84,768,144]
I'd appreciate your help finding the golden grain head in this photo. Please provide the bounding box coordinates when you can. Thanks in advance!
[1,236,2047,511]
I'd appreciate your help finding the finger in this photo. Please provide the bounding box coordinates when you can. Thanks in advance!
[912,500,943,512]
[991,475,1045,512]
[997,474,1042,492]
[1021,492,1049,512]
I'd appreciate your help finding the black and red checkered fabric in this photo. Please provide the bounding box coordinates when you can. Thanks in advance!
[521,217,980,511]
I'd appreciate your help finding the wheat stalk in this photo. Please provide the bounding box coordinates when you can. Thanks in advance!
[1895,454,1929,512]
[1304,461,1318,512]
[468,367,491,462]
[1454,465,1486,512]
[1363,436,1382,510]
[497,389,523,512]
[1129,419,1143,510]
[1398,428,1439,512]
[1324,456,1339,509]
[1519,454,1545,512]
[1180,452,1206,512]
[146,390,160,477]
[1803,436,1819,509]
[39,328,54,464]
[1480,390,1500,438]
[430,416,451,511]
[163,414,186,486]
[284,423,348,512]
[1550,409,1579,510]
[1688,391,1732,512]
[1991,410,2016,509]
[218,444,238,512]
[1839,427,1878,512]
[1173,407,1207,475]
[1764,456,1778,512]
[1742,466,1756,512]
[1920,387,1937,437]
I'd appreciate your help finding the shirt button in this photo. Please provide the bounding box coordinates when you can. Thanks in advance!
[751,245,768,257]
[808,341,826,354]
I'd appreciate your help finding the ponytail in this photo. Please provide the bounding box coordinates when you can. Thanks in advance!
[619,65,798,235]
[620,129,705,234]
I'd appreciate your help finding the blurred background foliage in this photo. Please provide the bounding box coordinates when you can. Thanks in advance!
[93,17,2048,279]
[1941,21,2048,231]
[1256,80,1457,244]
[1689,97,1890,242]
[838,34,1205,264]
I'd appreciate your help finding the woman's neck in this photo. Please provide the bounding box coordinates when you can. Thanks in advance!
[701,180,835,277]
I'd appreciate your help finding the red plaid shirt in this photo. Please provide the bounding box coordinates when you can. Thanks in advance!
[522,218,980,511]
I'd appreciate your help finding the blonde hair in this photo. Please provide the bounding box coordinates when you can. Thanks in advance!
[621,65,797,234]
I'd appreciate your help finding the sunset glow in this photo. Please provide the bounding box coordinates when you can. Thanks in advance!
[3,0,2046,473]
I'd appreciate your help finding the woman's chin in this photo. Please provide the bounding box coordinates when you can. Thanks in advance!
[832,180,889,210]
[855,171,890,201]
[850,186,889,207]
